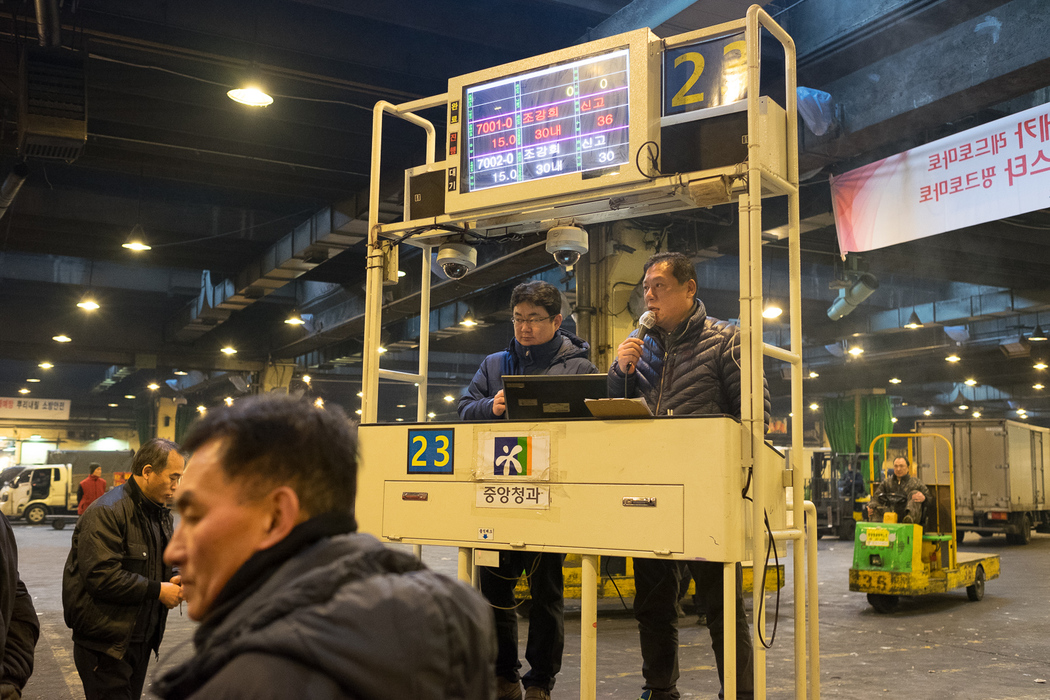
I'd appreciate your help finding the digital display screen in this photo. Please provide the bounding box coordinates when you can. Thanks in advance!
[463,48,630,193]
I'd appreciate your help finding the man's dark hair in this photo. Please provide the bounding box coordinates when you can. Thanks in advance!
[181,394,357,519]
[132,438,181,476]
[89,462,102,475]
[510,281,562,318]
[644,252,697,286]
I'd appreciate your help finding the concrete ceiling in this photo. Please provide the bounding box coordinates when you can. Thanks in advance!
[2,0,1050,428]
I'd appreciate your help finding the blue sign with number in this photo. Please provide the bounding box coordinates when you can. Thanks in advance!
[663,33,747,117]
[407,429,455,474]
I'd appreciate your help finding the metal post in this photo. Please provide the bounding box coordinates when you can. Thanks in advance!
[581,554,598,700]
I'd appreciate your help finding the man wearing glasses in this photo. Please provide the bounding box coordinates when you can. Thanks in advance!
[62,438,185,700]
[459,280,596,700]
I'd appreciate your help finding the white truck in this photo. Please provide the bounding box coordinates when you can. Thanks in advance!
[916,419,1050,544]
[0,450,133,526]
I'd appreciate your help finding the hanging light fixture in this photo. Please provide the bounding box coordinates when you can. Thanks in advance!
[762,303,783,320]
[285,310,306,325]
[904,310,923,329]
[1029,324,1048,342]
[76,297,99,311]
[227,85,273,107]
[122,224,151,251]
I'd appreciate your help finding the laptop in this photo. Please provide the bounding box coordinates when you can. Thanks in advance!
[501,374,608,420]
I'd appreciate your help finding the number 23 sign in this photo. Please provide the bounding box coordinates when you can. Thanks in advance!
[407,429,455,474]
[663,33,747,117]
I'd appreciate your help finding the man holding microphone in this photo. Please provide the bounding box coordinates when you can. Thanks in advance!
[609,252,768,700]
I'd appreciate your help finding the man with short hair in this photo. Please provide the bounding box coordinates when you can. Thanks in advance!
[62,438,184,700]
[154,394,495,700]
[459,280,597,700]
[610,251,769,700]
[868,457,929,524]
[77,463,107,515]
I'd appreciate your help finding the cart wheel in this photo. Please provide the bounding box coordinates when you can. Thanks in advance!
[867,593,899,614]
[24,504,47,525]
[52,518,67,530]
[967,565,985,602]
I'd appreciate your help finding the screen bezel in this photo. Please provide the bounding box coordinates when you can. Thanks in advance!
[444,28,658,220]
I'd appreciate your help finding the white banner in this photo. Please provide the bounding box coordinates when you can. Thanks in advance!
[831,101,1050,254]
[0,397,71,421]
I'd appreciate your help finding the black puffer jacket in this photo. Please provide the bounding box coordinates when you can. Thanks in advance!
[1,513,38,695]
[608,299,770,422]
[62,476,174,659]
[154,518,496,700]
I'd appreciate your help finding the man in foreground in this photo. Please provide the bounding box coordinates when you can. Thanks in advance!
[610,251,769,700]
[62,438,184,700]
[459,280,596,700]
[154,394,495,700]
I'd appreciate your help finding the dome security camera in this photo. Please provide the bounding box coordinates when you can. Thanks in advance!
[436,242,477,280]
[545,225,588,271]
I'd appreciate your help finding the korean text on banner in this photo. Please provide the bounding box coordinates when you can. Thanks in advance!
[830,102,1050,254]
[0,397,71,421]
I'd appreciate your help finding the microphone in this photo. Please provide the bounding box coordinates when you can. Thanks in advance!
[626,311,656,377]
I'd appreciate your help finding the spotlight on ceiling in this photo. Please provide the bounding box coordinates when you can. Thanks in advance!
[77,297,100,311]
[827,273,879,321]
[762,303,783,320]
[227,86,273,107]
[904,310,923,329]
[121,224,151,251]
[1030,324,1048,342]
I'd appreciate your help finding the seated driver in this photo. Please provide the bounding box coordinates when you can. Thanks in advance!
[867,457,930,524]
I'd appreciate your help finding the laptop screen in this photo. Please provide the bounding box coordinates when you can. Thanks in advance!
[501,373,608,420]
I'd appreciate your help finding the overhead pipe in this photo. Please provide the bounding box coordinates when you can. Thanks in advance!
[33,0,62,48]
[0,163,30,220]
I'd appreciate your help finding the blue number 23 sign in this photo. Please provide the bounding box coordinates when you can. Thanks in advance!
[407,429,455,474]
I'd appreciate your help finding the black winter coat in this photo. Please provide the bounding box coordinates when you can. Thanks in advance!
[154,518,496,700]
[1,513,38,694]
[608,300,771,422]
[62,476,174,659]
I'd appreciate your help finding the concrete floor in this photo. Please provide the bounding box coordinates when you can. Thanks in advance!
[9,522,1050,699]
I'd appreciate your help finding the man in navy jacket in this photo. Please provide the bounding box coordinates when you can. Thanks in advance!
[459,280,596,700]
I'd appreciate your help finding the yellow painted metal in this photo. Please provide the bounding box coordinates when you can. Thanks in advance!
[849,552,999,596]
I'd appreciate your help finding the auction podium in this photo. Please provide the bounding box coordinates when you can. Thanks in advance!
[356,415,788,699]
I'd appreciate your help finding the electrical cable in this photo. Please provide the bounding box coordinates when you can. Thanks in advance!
[756,510,781,649]
[635,141,661,180]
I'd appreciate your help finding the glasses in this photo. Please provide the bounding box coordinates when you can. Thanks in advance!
[511,315,555,328]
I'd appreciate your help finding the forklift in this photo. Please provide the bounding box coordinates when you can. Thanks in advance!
[850,433,1000,613]
[810,451,870,540]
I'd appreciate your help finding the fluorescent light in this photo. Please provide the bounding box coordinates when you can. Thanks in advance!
[227,86,273,107]
[26,378,40,383]
[847,346,863,356]
[173,370,188,376]
[18,388,29,395]
[889,377,901,384]
[77,299,100,311]
[108,403,118,408]
[1033,384,1044,390]
[124,394,136,399]
[964,378,977,386]
[946,355,960,363]
[959,405,969,410]
[52,334,71,343]
[38,362,53,369]
[220,346,237,355]
[1035,362,1048,370]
